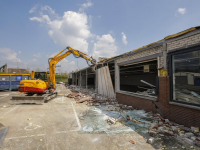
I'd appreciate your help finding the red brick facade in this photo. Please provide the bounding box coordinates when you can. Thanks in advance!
[116,77,200,127]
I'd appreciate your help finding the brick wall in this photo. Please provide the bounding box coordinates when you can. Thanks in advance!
[116,46,163,64]
[116,77,200,127]
[167,33,200,52]
[158,56,164,69]
[116,93,157,113]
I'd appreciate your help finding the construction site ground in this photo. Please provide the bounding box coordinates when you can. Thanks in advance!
[0,84,188,150]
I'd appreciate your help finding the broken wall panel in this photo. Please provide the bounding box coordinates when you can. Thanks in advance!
[98,66,115,98]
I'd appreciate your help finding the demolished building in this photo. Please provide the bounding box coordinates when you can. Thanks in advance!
[69,25,200,127]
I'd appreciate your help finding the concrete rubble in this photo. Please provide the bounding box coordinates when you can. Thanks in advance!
[66,85,200,149]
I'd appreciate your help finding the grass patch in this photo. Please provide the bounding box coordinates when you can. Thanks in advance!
[55,74,68,82]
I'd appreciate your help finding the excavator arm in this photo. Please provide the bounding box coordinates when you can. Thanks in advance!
[48,46,97,90]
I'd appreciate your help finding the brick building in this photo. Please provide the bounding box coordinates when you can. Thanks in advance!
[70,26,200,127]
[8,68,30,74]
[115,26,200,127]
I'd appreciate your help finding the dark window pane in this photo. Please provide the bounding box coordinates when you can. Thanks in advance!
[34,72,47,81]
[172,50,200,105]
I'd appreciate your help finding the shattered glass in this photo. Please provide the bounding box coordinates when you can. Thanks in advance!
[78,106,155,134]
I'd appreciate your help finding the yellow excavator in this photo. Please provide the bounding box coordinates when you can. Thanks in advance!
[11,46,97,104]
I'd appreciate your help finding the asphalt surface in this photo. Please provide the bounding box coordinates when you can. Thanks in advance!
[0,84,160,150]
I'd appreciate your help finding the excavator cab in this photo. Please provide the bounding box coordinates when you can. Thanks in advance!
[31,71,49,88]
[18,71,49,94]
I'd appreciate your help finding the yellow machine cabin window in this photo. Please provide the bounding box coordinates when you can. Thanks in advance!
[34,72,47,81]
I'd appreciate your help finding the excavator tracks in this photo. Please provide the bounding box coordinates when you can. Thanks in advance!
[11,92,57,104]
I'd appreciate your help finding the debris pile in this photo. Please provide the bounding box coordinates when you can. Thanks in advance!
[66,85,116,106]
[149,113,200,147]
[66,85,200,148]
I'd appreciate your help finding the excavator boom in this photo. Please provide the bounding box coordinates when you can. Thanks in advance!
[48,46,96,90]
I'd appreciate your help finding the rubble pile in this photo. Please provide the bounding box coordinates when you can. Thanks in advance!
[148,114,200,147]
[66,85,200,148]
[66,85,116,106]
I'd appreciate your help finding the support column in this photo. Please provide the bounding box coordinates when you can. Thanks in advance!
[95,69,98,92]
[76,73,77,85]
[9,75,11,91]
[163,42,167,70]
[80,71,81,88]
[115,60,120,92]
[86,69,87,89]
[71,73,73,85]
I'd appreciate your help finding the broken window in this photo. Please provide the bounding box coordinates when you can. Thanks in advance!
[120,60,158,97]
[172,49,200,105]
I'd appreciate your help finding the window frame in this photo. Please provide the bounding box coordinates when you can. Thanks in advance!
[34,72,48,81]
[117,59,158,100]
[168,45,200,107]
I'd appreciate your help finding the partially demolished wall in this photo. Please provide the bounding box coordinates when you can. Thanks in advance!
[115,28,200,127]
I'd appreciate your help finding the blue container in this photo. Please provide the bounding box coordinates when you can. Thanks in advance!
[22,76,29,80]
[0,81,10,90]
[194,77,200,86]
[0,76,10,90]
[11,81,21,90]
[0,74,30,91]
[0,76,9,81]
[16,76,22,81]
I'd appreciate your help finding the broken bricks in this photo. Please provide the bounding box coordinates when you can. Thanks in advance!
[129,140,135,144]
[191,127,199,133]
[148,137,155,144]
[126,115,130,121]
[106,118,116,124]
[184,138,194,146]
[149,130,157,137]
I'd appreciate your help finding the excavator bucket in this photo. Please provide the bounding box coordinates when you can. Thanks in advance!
[11,92,57,104]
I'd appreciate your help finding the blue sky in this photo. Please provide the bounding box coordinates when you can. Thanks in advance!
[0,0,200,73]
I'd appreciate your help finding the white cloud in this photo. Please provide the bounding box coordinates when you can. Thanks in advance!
[29,17,44,22]
[92,34,118,60]
[33,53,41,58]
[19,51,21,54]
[0,47,49,71]
[41,5,55,14]
[121,32,128,45]
[32,58,38,62]
[79,1,93,12]
[46,52,76,72]
[70,61,75,65]
[30,4,119,68]
[0,48,21,63]
[29,5,38,13]
[177,8,186,14]
[53,57,76,73]
[29,15,51,23]
[30,5,91,53]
